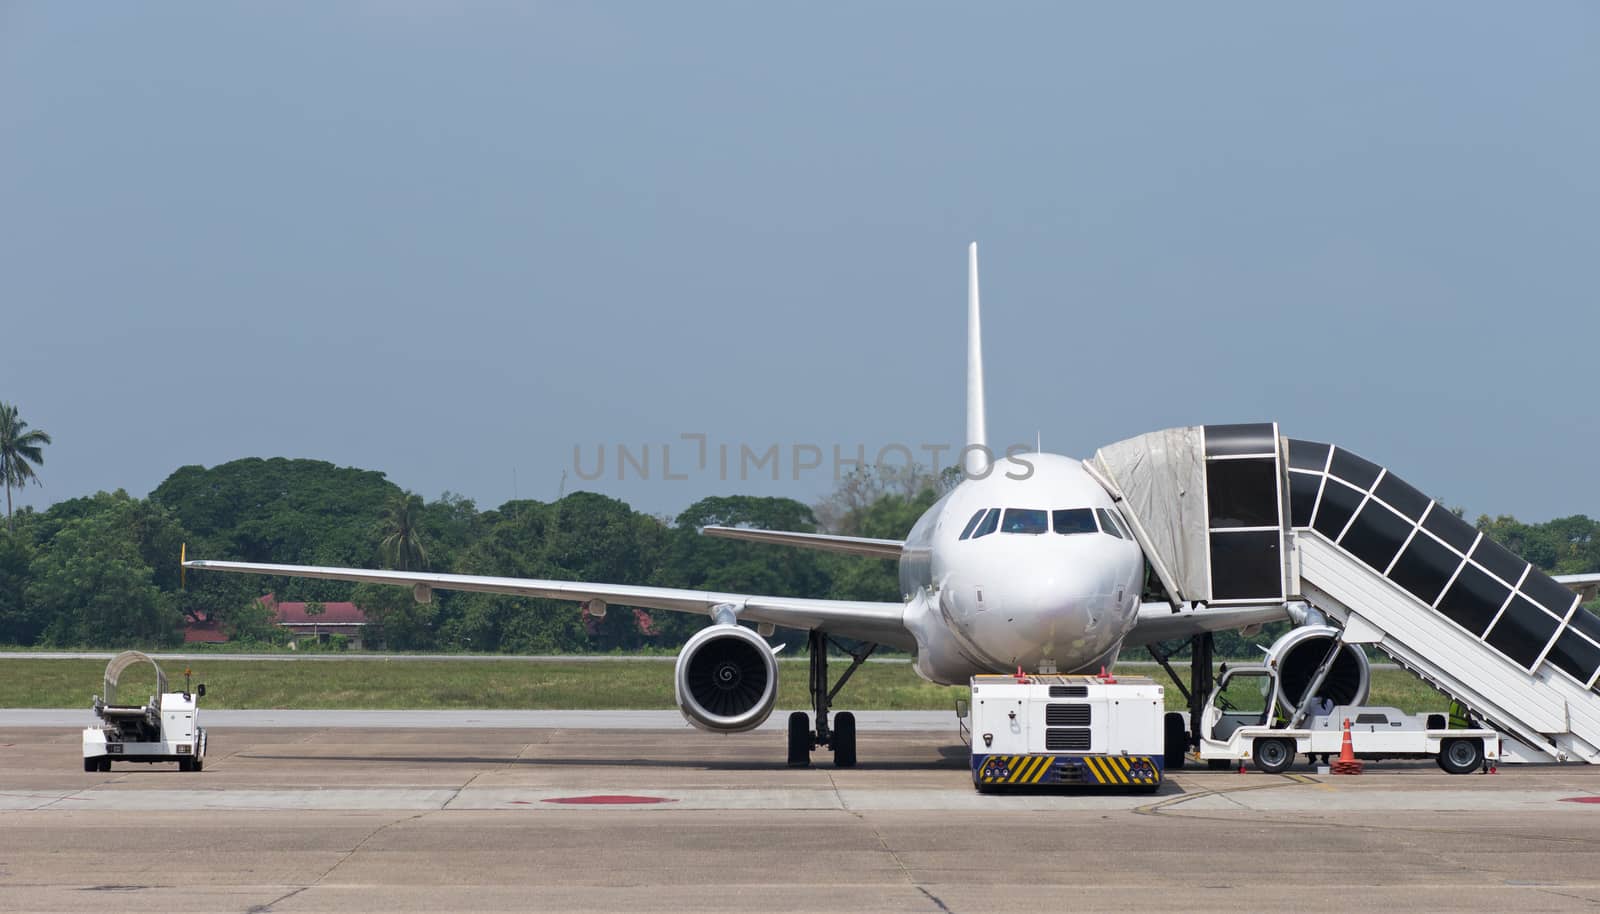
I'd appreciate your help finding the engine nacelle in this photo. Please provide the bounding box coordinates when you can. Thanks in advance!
[674,624,779,733]
[1263,624,1371,711]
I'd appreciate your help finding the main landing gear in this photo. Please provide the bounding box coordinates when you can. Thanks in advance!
[788,630,877,768]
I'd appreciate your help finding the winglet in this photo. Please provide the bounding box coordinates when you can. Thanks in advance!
[180,542,186,590]
[964,242,989,477]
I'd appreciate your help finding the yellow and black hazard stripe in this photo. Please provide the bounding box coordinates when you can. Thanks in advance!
[1081,754,1160,786]
[974,754,1162,787]
[974,753,1056,785]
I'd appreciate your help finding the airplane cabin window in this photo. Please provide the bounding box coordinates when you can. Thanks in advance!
[1002,508,1048,535]
[1096,509,1126,539]
[958,509,987,541]
[971,508,1001,539]
[1052,508,1097,535]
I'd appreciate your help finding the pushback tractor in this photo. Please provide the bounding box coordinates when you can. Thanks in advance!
[965,672,1165,791]
[82,651,207,772]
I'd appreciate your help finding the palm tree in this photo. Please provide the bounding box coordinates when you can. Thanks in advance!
[379,492,429,571]
[0,403,51,532]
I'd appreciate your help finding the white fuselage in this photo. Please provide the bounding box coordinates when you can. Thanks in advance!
[898,453,1145,685]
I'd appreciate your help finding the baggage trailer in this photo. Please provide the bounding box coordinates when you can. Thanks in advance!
[82,651,207,772]
[1196,662,1499,774]
[965,672,1165,791]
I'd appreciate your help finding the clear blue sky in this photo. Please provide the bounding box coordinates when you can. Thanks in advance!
[3,3,1596,522]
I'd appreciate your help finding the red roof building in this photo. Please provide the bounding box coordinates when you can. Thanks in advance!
[182,617,228,644]
[259,594,372,647]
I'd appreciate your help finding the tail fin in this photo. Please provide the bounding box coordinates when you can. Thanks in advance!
[964,242,989,477]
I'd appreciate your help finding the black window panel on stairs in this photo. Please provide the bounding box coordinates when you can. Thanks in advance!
[1485,597,1561,670]
[1521,570,1582,619]
[1374,473,1431,521]
[1289,472,1321,528]
[1437,564,1510,637]
[1287,439,1331,471]
[1421,508,1478,554]
[1340,501,1414,573]
[1206,458,1279,528]
[1387,531,1462,607]
[1569,608,1600,645]
[1204,423,1278,457]
[1329,448,1382,491]
[1470,537,1529,589]
[1209,530,1283,600]
[1546,630,1600,684]
[1312,479,1364,541]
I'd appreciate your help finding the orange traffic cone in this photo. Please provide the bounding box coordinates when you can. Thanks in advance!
[1331,717,1363,775]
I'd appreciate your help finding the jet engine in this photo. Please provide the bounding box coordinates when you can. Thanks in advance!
[1262,624,1370,712]
[674,624,779,733]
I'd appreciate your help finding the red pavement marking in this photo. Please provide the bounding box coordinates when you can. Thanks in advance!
[1559,796,1600,804]
[541,795,677,805]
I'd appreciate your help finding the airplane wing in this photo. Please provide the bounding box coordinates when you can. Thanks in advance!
[699,526,904,559]
[1122,602,1293,648]
[1555,573,1600,603]
[183,559,915,649]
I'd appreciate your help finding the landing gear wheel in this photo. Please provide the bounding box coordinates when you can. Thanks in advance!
[1437,738,1483,775]
[832,711,857,768]
[1253,738,1293,774]
[787,711,811,768]
[1163,712,1188,770]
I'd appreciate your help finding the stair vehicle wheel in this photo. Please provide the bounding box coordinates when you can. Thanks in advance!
[1437,738,1483,775]
[787,711,811,768]
[83,758,97,773]
[1163,712,1188,769]
[192,756,203,773]
[833,711,857,768]
[1253,738,1294,774]
[178,758,193,772]
[1207,758,1233,771]
[98,757,112,772]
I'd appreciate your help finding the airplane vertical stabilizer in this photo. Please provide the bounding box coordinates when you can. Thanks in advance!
[964,242,990,477]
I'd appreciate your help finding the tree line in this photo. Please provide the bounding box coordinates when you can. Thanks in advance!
[0,443,1596,654]
[0,456,948,651]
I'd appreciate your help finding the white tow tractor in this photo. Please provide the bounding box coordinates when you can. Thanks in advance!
[82,651,207,772]
[1196,661,1499,774]
[964,672,1167,791]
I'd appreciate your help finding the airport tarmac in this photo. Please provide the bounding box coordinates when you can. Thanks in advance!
[2,716,1599,913]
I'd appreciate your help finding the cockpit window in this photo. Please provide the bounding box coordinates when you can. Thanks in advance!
[1001,508,1048,535]
[958,509,987,541]
[1096,508,1127,540]
[1052,508,1097,535]
[971,507,1001,539]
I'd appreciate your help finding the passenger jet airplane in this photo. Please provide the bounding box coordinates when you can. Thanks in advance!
[184,245,1600,767]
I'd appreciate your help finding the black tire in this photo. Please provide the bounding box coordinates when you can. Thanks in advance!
[1437,738,1483,775]
[1163,712,1188,770]
[1207,758,1233,771]
[99,757,112,772]
[84,758,97,773]
[193,756,203,773]
[178,758,194,772]
[786,711,811,768]
[833,711,857,768]
[1253,738,1294,774]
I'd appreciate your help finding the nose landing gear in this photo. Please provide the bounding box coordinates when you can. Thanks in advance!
[787,629,876,768]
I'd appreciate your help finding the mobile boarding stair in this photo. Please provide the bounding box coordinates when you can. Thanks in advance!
[1088,422,1600,765]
